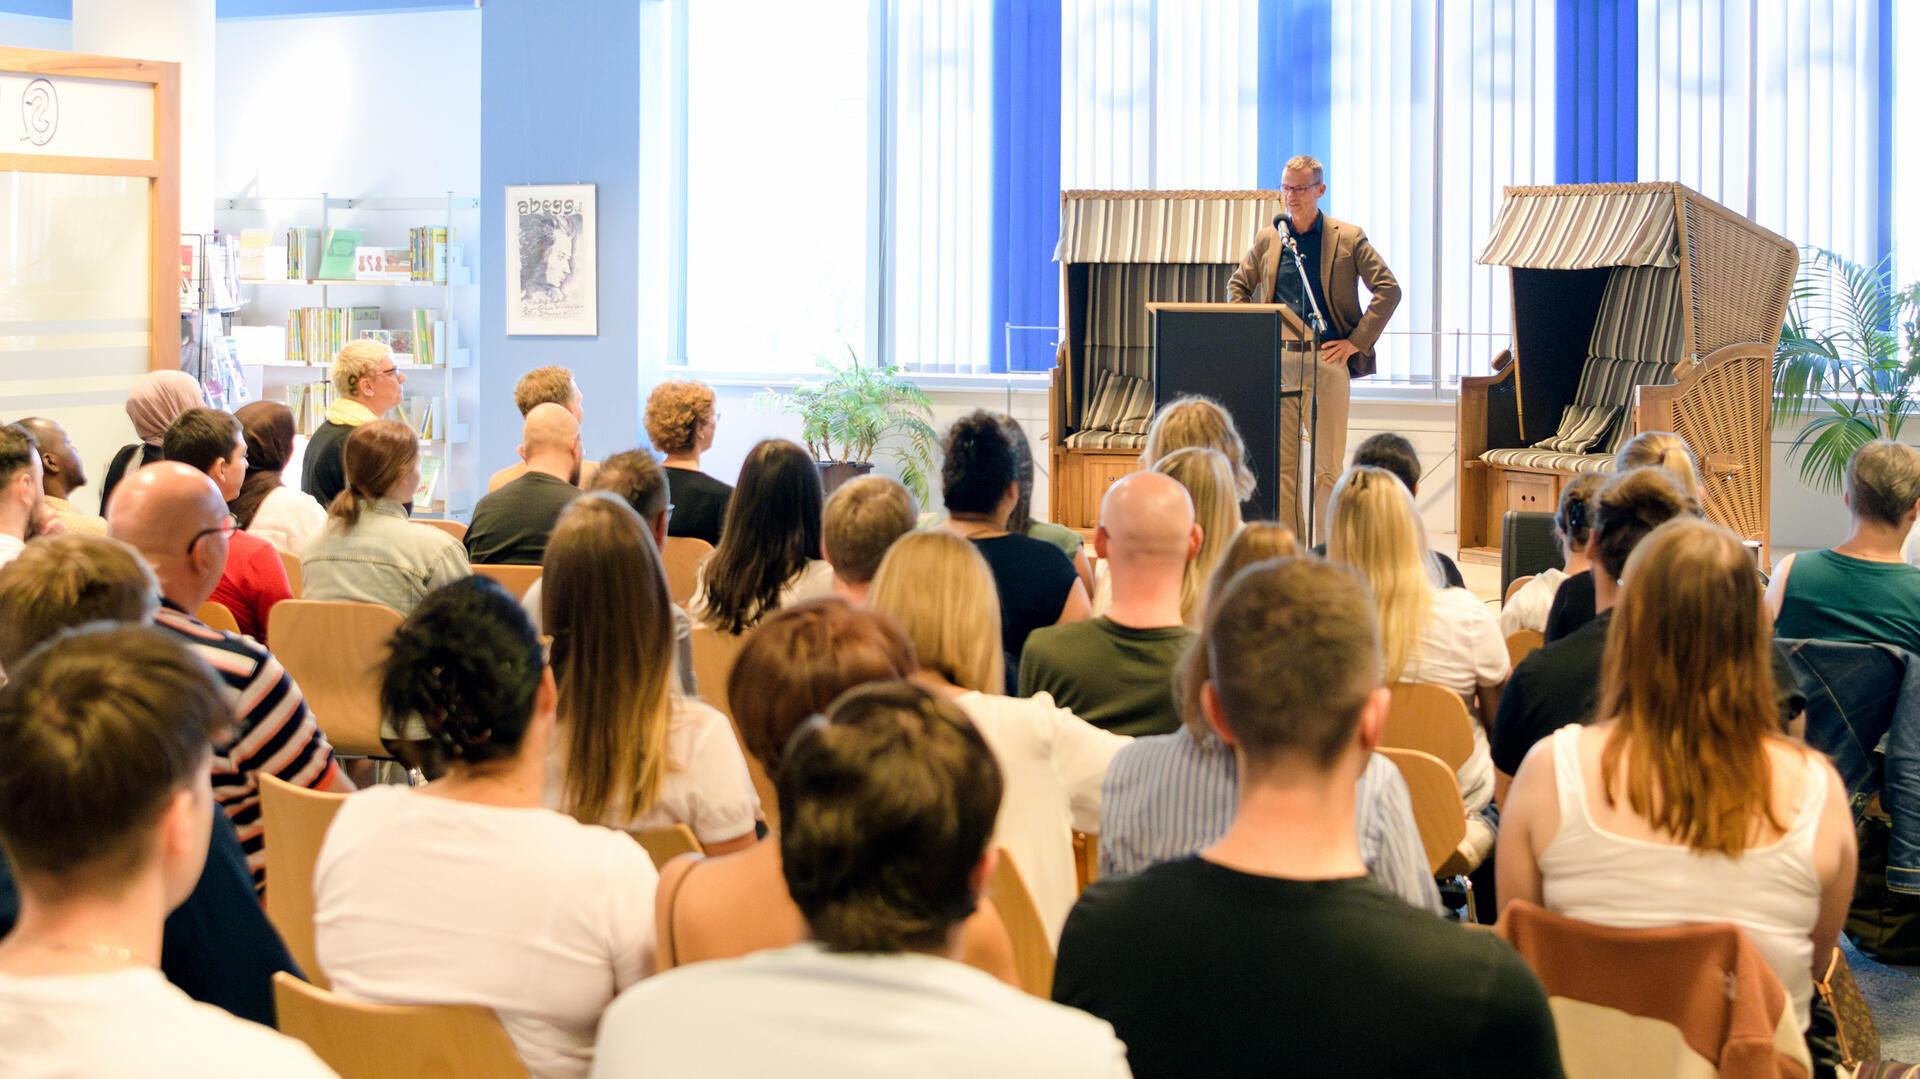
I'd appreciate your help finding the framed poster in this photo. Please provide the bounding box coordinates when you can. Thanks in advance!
[506,183,597,336]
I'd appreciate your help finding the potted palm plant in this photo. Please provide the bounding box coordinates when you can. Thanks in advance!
[1773,249,1920,492]
[753,350,939,501]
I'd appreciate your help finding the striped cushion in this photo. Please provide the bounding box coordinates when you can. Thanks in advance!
[1081,370,1155,435]
[1536,403,1622,454]
[1481,447,1615,474]
[1063,429,1148,450]
[1587,265,1683,368]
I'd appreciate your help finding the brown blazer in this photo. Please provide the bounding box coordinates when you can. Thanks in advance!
[1226,213,1402,379]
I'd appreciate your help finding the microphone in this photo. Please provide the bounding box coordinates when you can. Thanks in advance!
[1274,211,1290,230]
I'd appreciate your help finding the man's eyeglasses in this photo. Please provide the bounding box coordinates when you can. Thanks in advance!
[187,515,236,555]
[1281,183,1321,195]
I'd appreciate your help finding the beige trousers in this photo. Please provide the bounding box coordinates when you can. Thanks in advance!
[1275,355,1351,545]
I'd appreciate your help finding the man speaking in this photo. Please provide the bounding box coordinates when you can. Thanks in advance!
[1228,155,1400,539]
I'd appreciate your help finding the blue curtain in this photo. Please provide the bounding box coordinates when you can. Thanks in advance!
[990,0,1061,373]
[1554,0,1635,183]
[1255,0,1333,188]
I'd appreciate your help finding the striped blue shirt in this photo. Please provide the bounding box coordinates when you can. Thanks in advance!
[1098,731,1441,912]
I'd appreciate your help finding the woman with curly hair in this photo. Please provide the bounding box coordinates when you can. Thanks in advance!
[645,379,731,546]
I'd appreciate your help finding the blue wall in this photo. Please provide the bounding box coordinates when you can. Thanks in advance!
[478,0,642,471]
[0,1,66,18]
[1554,0,1636,184]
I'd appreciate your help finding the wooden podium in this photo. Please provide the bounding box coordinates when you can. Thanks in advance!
[1148,302,1316,532]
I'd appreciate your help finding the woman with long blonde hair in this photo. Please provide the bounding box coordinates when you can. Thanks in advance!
[1139,396,1257,502]
[1150,447,1244,626]
[1615,430,1702,497]
[1328,465,1507,864]
[1499,519,1854,1034]
[544,493,758,853]
[869,530,1128,942]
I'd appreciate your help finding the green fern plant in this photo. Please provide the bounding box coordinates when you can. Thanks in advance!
[1773,248,1920,493]
[752,348,939,503]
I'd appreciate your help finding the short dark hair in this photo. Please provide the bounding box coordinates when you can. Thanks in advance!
[939,411,1017,515]
[588,449,669,522]
[1593,467,1698,581]
[780,680,1001,954]
[0,625,227,891]
[161,408,242,474]
[1207,557,1382,770]
[1351,433,1421,495]
[0,423,38,488]
[0,535,160,668]
[1847,441,1920,527]
[380,576,546,773]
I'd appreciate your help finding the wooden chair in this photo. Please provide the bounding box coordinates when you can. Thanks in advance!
[279,549,303,598]
[267,600,404,758]
[985,848,1055,997]
[689,624,747,719]
[1071,831,1099,893]
[1383,683,1476,774]
[1380,747,1479,921]
[197,601,241,634]
[258,773,348,989]
[416,517,468,541]
[472,564,542,601]
[634,824,703,869]
[1506,629,1546,669]
[272,972,528,1079]
[1503,573,1535,605]
[662,536,713,609]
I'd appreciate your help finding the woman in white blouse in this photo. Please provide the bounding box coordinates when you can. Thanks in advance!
[231,401,326,556]
[1499,472,1603,637]
[868,529,1130,942]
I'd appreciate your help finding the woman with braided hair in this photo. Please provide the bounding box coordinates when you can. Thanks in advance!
[311,576,659,1079]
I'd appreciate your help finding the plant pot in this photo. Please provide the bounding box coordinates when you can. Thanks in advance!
[817,460,874,495]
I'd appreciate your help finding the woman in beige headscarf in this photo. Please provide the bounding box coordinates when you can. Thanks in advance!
[99,370,204,513]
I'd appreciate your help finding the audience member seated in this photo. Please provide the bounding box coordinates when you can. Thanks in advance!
[0,537,300,1028]
[466,403,583,565]
[19,416,105,536]
[302,340,405,509]
[0,625,335,1078]
[108,463,350,887]
[1328,465,1507,865]
[1100,523,1440,911]
[651,600,1016,985]
[0,423,41,568]
[1053,558,1562,1078]
[1020,471,1195,736]
[1150,447,1242,626]
[488,365,599,492]
[688,438,834,634]
[314,577,657,1079]
[1500,473,1603,637]
[998,413,1093,594]
[1345,432,1465,588]
[100,369,202,513]
[599,680,1127,1078]
[1545,430,1703,643]
[230,401,326,556]
[1138,395,1259,508]
[298,420,469,614]
[543,493,758,850]
[822,474,917,603]
[646,379,731,546]
[869,530,1130,940]
[1770,439,1920,655]
[1500,519,1856,1034]
[522,449,695,694]
[163,408,292,641]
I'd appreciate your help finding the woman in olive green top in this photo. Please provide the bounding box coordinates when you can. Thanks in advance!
[1768,440,1920,656]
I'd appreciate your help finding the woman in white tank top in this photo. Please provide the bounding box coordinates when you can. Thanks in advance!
[1497,520,1855,1033]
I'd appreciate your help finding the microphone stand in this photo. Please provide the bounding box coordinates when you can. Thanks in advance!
[1277,220,1326,543]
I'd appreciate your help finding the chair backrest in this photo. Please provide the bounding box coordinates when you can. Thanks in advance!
[472,563,542,601]
[1503,574,1535,605]
[197,600,241,634]
[633,824,703,869]
[985,848,1055,998]
[688,624,747,719]
[662,536,713,609]
[1506,629,1545,670]
[1500,510,1561,590]
[1071,830,1099,894]
[1379,747,1468,876]
[258,773,349,990]
[272,972,528,1079]
[416,517,468,541]
[267,599,405,758]
[1383,683,1476,774]
[279,549,303,598]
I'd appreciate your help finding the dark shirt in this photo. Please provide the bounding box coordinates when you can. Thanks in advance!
[300,420,354,509]
[664,466,732,548]
[1019,618,1192,737]
[1492,609,1812,777]
[464,471,581,565]
[0,810,300,1027]
[1053,857,1564,1079]
[1542,569,1597,643]
[1272,213,1335,336]
[972,533,1079,693]
[99,442,161,515]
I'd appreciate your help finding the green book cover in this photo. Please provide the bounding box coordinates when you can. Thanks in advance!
[317,228,363,280]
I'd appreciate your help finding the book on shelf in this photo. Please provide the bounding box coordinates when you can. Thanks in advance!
[178,242,197,308]
[409,310,440,367]
[237,229,271,280]
[208,235,241,311]
[285,227,311,280]
[289,381,336,436]
[317,228,362,280]
[399,395,444,441]
[410,226,452,282]
[353,246,412,282]
[414,455,444,506]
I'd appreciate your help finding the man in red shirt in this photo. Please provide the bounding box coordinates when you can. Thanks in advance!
[161,408,292,643]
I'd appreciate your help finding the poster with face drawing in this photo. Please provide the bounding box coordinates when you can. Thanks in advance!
[506,184,597,336]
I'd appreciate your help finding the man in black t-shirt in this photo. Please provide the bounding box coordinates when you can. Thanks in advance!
[465,403,582,565]
[1053,557,1562,1079]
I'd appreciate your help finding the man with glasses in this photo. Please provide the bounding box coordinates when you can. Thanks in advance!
[109,463,353,891]
[1229,154,1401,541]
[303,338,407,508]
[163,408,293,643]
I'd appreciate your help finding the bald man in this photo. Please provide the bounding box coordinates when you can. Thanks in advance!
[463,401,584,564]
[19,416,105,536]
[1018,472,1202,736]
[107,463,350,889]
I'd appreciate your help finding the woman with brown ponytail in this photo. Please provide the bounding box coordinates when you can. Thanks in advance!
[298,419,469,613]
